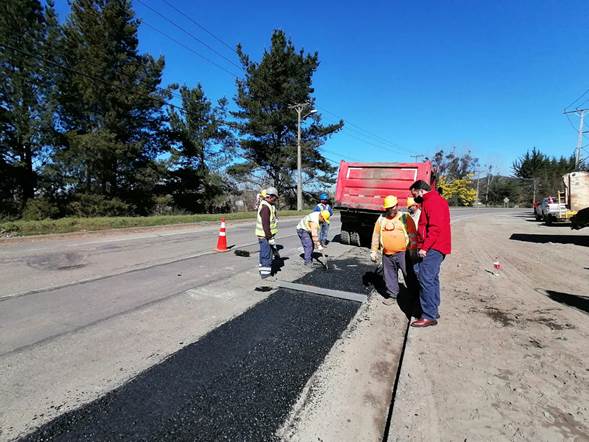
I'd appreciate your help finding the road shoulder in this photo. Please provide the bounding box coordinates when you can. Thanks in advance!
[389,213,589,441]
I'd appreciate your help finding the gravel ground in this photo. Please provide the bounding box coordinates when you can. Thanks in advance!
[390,212,589,441]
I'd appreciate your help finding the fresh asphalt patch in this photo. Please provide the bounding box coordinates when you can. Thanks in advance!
[22,289,359,441]
[294,253,375,294]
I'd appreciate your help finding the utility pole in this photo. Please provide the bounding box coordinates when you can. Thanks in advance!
[485,165,492,205]
[475,167,480,206]
[410,154,424,162]
[563,108,588,169]
[289,103,317,211]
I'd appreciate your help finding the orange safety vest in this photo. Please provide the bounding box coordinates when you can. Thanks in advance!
[371,212,417,255]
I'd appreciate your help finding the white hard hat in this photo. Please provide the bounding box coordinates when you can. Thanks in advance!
[265,187,278,197]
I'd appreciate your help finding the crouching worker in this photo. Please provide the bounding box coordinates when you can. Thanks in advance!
[297,210,331,266]
[370,195,416,305]
[314,193,334,246]
[255,187,278,279]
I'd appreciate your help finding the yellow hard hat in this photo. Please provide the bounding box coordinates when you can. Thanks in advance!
[407,197,416,207]
[383,195,398,209]
[320,210,331,224]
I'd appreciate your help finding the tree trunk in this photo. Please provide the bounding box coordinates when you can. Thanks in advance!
[22,144,34,202]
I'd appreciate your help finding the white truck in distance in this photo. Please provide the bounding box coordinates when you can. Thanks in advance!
[537,171,589,225]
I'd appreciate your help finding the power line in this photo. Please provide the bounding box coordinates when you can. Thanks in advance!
[565,112,579,132]
[564,86,589,111]
[140,2,409,159]
[141,20,239,78]
[317,105,413,154]
[0,41,194,118]
[320,146,363,162]
[340,131,408,157]
[135,0,242,71]
[161,0,237,54]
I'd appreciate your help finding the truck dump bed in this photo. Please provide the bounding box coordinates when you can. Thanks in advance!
[334,161,433,212]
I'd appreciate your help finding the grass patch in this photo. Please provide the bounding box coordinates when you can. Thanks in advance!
[0,210,306,237]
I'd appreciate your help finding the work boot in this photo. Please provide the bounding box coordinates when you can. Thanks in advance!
[382,296,397,306]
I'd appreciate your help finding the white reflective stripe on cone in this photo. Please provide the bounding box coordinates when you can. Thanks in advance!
[219,232,226,236]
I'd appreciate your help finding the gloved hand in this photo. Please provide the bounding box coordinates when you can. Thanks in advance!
[268,238,276,246]
[370,251,378,263]
[317,244,324,252]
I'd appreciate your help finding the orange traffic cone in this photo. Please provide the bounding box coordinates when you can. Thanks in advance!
[216,217,229,252]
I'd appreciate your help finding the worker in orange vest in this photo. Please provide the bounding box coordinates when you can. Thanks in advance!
[370,195,418,305]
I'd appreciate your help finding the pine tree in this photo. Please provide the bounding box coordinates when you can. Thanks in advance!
[231,30,343,207]
[167,85,235,212]
[54,0,167,214]
[0,0,51,216]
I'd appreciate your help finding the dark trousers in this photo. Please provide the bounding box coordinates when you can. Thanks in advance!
[382,251,407,298]
[258,238,272,278]
[319,223,330,243]
[297,229,314,264]
[418,249,445,319]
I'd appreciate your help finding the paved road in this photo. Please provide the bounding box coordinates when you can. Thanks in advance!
[0,208,516,356]
[0,207,524,440]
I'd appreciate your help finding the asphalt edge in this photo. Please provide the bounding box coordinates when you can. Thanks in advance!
[382,318,411,441]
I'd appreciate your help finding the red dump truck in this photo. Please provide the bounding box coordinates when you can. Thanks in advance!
[334,161,436,246]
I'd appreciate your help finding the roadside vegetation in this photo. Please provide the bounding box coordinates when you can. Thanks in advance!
[2,1,586,231]
[1,0,341,222]
[0,210,306,237]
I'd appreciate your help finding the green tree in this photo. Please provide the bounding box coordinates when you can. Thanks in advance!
[512,147,548,179]
[430,148,478,206]
[167,85,235,212]
[432,148,479,181]
[52,0,167,214]
[231,30,343,207]
[0,0,56,216]
[512,147,576,200]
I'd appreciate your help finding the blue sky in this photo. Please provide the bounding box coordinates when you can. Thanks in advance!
[53,0,589,175]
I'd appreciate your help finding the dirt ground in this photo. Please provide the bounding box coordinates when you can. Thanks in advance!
[390,211,589,441]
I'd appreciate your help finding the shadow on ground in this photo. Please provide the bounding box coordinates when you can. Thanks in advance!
[294,251,374,293]
[543,289,589,314]
[509,233,589,247]
[361,266,421,320]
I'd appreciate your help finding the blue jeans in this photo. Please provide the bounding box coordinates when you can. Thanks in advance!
[258,238,272,278]
[319,222,330,243]
[418,249,445,320]
[297,229,314,264]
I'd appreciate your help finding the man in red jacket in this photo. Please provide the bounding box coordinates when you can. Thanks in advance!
[409,180,451,327]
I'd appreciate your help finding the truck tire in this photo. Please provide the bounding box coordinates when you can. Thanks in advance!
[350,231,362,247]
[340,230,350,245]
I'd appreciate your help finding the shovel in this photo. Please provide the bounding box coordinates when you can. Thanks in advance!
[315,250,329,270]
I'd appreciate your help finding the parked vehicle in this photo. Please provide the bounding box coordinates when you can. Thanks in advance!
[538,196,564,224]
[334,161,435,246]
[543,171,589,224]
[533,201,542,221]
